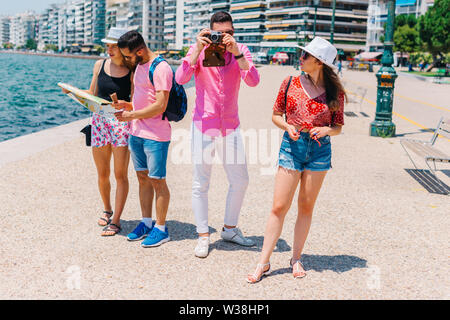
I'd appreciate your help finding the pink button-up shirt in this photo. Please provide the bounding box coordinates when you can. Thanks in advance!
[175,43,260,137]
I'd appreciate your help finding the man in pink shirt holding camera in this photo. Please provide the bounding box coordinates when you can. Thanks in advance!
[175,11,260,258]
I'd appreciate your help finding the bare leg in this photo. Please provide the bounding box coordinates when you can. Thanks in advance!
[136,171,154,219]
[247,167,301,282]
[92,145,113,223]
[101,146,130,235]
[109,146,130,226]
[291,170,327,275]
[258,167,301,265]
[149,178,170,226]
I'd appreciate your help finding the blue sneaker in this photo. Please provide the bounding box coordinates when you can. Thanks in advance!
[127,221,155,241]
[141,226,170,247]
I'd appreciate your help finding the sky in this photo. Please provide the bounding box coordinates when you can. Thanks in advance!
[0,0,67,15]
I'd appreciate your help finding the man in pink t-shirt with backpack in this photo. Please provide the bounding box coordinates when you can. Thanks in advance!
[113,30,173,248]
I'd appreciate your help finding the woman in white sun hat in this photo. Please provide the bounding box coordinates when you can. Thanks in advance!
[247,37,347,283]
[62,27,133,236]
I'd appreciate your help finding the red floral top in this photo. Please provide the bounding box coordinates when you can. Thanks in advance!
[273,75,345,129]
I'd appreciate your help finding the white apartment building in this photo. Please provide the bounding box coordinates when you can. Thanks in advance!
[0,16,11,46]
[183,0,211,47]
[83,0,106,45]
[128,0,165,50]
[230,0,266,53]
[10,11,37,48]
[163,0,184,50]
[106,0,130,30]
[65,3,77,47]
[71,0,106,46]
[37,4,61,50]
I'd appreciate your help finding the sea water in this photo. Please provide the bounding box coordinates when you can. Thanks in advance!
[0,53,192,143]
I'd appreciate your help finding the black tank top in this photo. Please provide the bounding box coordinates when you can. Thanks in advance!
[97,60,132,102]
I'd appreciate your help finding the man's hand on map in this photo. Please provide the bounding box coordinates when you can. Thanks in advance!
[112,100,133,111]
[114,110,135,122]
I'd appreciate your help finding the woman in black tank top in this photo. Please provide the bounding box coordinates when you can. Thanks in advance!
[97,59,132,102]
[63,32,133,237]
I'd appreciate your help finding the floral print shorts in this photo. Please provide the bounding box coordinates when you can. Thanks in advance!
[91,113,130,148]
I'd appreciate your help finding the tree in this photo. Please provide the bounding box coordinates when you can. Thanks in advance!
[25,38,37,50]
[44,44,58,52]
[417,0,450,71]
[380,14,418,44]
[395,14,417,29]
[94,45,105,54]
[180,46,189,57]
[394,24,420,57]
[410,52,433,66]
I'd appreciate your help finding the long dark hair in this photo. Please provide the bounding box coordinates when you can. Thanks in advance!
[322,64,347,112]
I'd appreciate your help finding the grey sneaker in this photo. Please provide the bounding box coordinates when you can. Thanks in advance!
[221,227,255,247]
[195,237,210,258]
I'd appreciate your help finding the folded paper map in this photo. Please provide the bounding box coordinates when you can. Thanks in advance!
[58,82,121,118]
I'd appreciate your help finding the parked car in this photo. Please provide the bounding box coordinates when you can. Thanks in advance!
[272,52,289,65]
[253,52,268,64]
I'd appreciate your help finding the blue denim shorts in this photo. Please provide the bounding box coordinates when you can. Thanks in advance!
[278,131,332,172]
[128,135,170,179]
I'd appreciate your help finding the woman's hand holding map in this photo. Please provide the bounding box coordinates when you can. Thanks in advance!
[112,100,133,112]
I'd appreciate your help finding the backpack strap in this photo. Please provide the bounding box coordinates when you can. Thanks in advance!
[148,55,174,121]
[148,55,165,85]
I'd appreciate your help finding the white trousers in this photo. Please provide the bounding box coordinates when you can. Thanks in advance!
[191,123,249,234]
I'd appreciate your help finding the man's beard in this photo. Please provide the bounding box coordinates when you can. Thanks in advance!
[124,55,143,71]
[124,60,136,71]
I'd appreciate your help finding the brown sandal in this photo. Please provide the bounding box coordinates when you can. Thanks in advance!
[101,223,122,237]
[98,211,113,226]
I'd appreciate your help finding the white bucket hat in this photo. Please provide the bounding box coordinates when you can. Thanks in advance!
[101,27,129,44]
[300,37,337,69]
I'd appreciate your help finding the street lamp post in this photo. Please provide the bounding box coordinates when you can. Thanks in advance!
[313,0,319,37]
[330,0,336,44]
[370,0,397,137]
[303,9,309,44]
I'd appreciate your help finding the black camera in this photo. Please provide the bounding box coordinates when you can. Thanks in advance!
[208,31,223,44]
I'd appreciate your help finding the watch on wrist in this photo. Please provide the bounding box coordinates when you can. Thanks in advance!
[234,53,244,60]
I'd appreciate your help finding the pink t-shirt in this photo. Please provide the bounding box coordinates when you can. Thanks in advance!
[131,58,173,142]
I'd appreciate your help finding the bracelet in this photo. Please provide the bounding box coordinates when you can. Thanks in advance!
[234,53,244,60]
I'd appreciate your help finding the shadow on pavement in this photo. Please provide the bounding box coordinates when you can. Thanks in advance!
[211,236,291,253]
[441,170,450,178]
[116,219,217,241]
[395,128,434,138]
[113,219,141,237]
[271,254,368,276]
[167,220,217,241]
[404,169,450,195]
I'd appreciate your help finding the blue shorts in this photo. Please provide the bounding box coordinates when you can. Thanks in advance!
[278,131,332,172]
[128,135,170,179]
